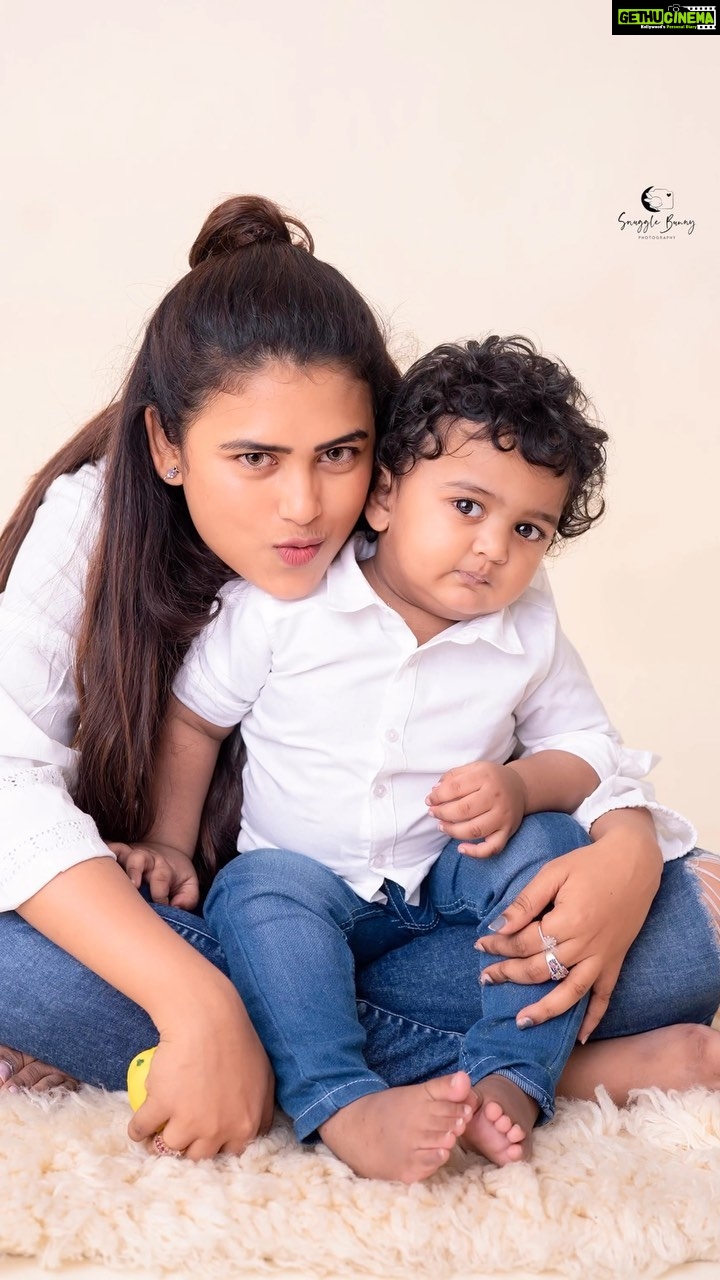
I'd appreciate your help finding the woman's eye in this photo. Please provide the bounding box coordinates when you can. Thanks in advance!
[322,446,358,464]
[516,523,544,542]
[454,499,483,517]
[239,452,273,469]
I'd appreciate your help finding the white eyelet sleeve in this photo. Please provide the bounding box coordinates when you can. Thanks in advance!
[573,753,697,861]
[0,463,116,910]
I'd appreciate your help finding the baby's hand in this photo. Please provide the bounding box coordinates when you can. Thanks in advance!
[426,761,527,857]
[108,840,200,911]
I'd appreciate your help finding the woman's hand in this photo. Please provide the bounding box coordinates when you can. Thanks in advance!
[426,761,527,857]
[109,840,200,911]
[127,987,275,1160]
[476,809,663,1040]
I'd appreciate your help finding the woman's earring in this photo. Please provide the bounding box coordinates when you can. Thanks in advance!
[164,466,180,481]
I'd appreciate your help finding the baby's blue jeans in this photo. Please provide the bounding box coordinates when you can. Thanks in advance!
[204,813,590,1138]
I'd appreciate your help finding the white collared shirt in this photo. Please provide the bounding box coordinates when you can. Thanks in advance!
[174,538,696,904]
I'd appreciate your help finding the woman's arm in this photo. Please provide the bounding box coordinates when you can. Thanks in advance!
[476,806,663,1039]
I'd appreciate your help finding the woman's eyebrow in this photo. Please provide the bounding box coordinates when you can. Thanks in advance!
[219,429,370,454]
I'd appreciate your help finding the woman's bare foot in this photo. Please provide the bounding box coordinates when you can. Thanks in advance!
[559,1024,720,1106]
[318,1070,475,1183]
[462,1074,538,1166]
[0,1046,79,1094]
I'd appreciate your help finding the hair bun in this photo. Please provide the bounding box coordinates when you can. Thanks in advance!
[189,195,314,268]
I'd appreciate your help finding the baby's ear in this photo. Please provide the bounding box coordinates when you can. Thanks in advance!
[364,467,394,533]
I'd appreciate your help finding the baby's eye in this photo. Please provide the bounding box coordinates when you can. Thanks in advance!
[516,523,544,542]
[454,499,484,517]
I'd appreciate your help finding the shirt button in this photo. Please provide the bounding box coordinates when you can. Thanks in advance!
[373,783,387,798]
[385,728,399,743]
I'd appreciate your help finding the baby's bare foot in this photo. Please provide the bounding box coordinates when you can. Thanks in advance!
[559,1024,720,1106]
[462,1073,538,1166]
[0,1046,79,1094]
[318,1070,475,1183]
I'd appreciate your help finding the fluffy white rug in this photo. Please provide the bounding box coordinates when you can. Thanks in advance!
[1,1085,719,1278]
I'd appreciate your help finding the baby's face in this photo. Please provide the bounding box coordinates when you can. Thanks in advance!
[364,423,569,641]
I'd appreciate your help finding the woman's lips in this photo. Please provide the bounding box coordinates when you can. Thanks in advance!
[275,541,323,567]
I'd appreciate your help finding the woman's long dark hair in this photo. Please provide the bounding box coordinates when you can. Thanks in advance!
[0,196,399,893]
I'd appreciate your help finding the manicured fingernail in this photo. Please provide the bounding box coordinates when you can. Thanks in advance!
[479,971,494,986]
[474,940,485,951]
[487,915,507,932]
[579,1035,588,1046]
[517,1016,534,1030]
[0,1061,13,1083]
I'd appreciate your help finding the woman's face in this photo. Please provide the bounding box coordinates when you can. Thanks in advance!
[149,361,375,599]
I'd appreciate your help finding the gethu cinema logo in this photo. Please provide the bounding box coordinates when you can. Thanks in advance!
[617,7,715,24]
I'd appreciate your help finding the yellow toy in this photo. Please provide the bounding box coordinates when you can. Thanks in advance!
[127,1046,157,1111]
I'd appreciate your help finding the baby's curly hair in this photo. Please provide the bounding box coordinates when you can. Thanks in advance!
[377,336,608,541]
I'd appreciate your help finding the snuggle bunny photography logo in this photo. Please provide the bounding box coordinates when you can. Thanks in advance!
[617,185,696,238]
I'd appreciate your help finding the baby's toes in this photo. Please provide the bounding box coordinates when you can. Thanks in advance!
[491,1109,513,1136]
[483,1100,504,1125]
[506,1122,526,1144]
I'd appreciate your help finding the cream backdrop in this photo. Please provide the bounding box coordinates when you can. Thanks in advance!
[1,1,718,845]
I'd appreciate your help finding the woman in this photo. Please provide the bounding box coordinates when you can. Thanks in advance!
[1,195,718,1160]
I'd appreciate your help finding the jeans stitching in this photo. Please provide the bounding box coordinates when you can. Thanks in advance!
[294,1077,388,1126]
[358,999,466,1041]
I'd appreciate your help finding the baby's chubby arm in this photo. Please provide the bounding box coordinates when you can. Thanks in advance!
[114,696,234,906]
[427,752,599,858]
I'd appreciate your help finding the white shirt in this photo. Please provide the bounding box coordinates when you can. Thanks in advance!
[174,537,696,904]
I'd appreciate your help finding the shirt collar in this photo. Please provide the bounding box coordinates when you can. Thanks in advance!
[325,536,379,612]
[325,536,525,656]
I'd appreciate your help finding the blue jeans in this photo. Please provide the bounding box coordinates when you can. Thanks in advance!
[0,818,718,1096]
[204,815,589,1138]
